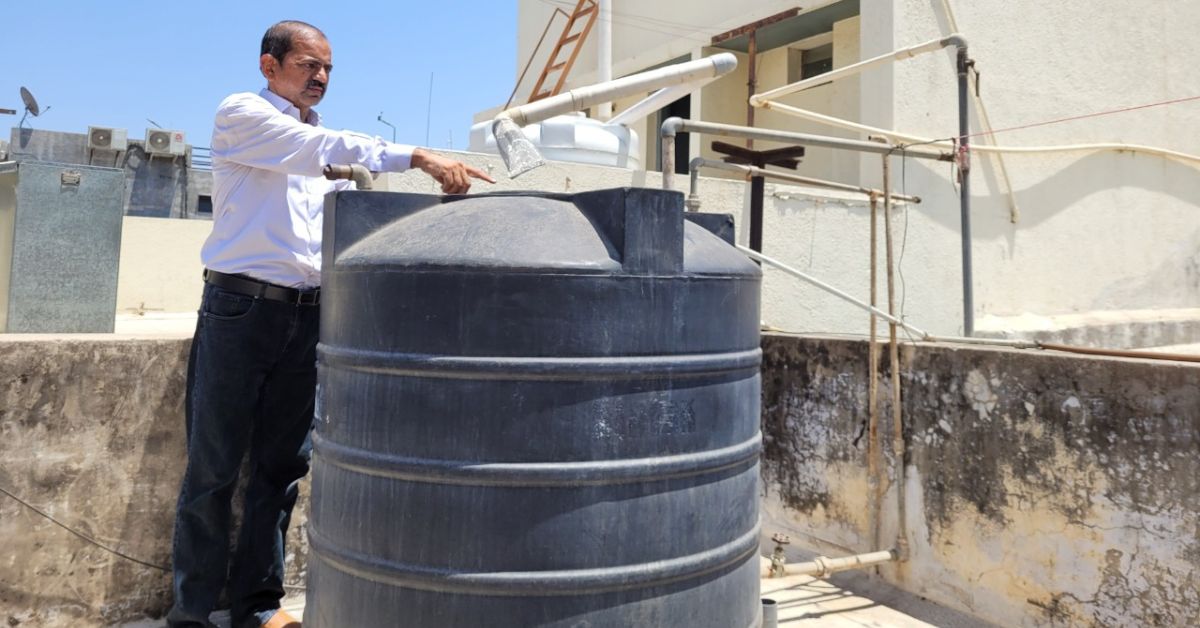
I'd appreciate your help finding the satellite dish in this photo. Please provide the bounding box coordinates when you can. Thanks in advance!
[20,87,40,117]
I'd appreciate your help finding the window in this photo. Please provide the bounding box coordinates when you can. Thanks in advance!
[197,195,212,214]
[788,42,834,84]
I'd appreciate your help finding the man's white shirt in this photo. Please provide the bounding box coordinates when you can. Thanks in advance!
[202,88,415,288]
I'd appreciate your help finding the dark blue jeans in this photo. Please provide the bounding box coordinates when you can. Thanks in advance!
[168,283,319,628]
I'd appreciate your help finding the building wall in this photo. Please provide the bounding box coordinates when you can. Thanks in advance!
[505,1,1200,338]
[873,0,1200,331]
[115,217,211,315]
[760,333,1200,627]
[6,128,211,220]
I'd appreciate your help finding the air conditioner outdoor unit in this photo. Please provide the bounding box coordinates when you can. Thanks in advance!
[88,126,128,152]
[145,129,186,156]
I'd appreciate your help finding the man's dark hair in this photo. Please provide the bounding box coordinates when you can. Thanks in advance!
[261,20,326,62]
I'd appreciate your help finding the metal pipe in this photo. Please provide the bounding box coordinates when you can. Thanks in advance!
[493,54,737,177]
[882,152,909,562]
[1038,343,1200,364]
[322,163,373,190]
[867,193,882,558]
[660,118,951,163]
[761,598,778,628]
[739,246,1058,351]
[736,245,928,338]
[785,550,899,578]
[662,132,677,190]
[689,157,921,204]
[746,31,757,149]
[957,47,974,337]
[749,35,961,105]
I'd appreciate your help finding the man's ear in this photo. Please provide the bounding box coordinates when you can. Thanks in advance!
[260,53,277,80]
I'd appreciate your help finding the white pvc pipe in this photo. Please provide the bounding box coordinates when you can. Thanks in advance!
[596,0,613,120]
[787,550,898,577]
[750,35,961,105]
[497,53,737,127]
[608,83,696,128]
[760,99,1200,165]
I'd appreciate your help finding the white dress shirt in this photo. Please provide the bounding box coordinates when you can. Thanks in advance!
[202,88,416,288]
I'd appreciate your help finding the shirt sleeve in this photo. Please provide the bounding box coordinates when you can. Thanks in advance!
[211,94,415,176]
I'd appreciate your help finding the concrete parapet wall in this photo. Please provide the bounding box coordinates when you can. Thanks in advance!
[760,332,1200,627]
[2,331,1197,625]
[0,336,309,627]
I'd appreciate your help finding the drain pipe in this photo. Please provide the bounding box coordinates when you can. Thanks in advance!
[956,44,974,336]
[786,550,899,578]
[323,164,373,190]
[761,535,899,579]
[761,598,778,628]
[687,157,920,209]
[596,0,612,120]
[491,53,737,177]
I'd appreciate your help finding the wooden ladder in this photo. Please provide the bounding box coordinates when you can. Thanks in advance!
[527,0,599,103]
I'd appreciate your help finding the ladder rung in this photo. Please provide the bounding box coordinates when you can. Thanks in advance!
[549,62,567,71]
[531,91,552,101]
[561,33,582,44]
[573,6,596,17]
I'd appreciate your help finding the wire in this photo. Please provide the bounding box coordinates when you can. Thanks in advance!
[0,482,312,591]
[966,94,1200,141]
[0,483,169,572]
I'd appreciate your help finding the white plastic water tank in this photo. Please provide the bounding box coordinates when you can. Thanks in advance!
[468,113,641,170]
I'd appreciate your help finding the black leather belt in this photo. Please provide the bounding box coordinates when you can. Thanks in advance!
[203,269,320,306]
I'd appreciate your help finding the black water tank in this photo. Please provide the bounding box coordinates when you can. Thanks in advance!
[308,188,762,627]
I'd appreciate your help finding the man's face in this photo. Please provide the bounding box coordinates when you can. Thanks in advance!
[261,32,333,114]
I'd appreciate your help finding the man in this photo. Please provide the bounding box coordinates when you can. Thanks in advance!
[167,20,493,628]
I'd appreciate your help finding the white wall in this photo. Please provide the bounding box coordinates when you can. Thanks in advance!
[115,216,209,315]
[872,0,1200,332]
[506,0,1200,338]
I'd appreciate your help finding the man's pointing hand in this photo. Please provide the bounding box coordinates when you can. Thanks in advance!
[412,148,496,194]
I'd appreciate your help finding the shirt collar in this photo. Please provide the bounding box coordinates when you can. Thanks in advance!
[259,88,322,126]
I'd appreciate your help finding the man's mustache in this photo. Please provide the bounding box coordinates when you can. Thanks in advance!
[306,80,326,91]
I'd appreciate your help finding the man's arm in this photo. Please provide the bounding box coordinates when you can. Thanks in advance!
[213,94,413,176]
[213,93,494,193]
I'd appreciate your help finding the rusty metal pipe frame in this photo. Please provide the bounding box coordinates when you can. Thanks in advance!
[686,157,920,209]
[660,118,951,191]
[881,151,910,562]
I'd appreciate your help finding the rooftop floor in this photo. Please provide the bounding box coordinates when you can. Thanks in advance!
[117,573,979,628]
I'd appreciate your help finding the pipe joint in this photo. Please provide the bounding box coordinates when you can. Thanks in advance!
[661,116,684,138]
[323,163,373,190]
[942,33,968,49]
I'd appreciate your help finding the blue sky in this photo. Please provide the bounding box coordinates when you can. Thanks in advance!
[2,1,516,150]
